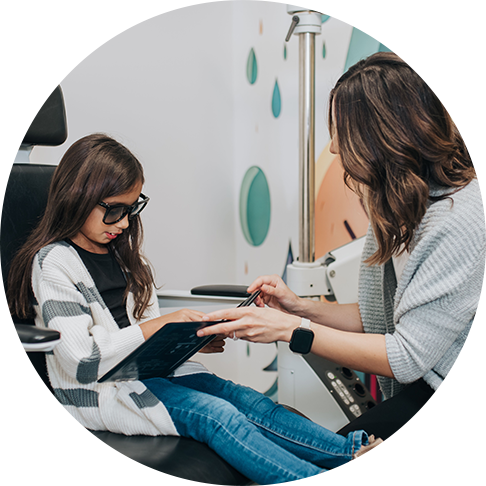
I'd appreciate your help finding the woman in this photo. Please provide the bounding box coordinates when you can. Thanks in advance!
[198,52,486,439]
[7,133,376,485]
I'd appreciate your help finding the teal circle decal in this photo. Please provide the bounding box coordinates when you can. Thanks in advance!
[239,167,271,246]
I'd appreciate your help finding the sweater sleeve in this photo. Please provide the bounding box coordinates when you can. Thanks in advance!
[32,246,146,383]
[386,185,486,384]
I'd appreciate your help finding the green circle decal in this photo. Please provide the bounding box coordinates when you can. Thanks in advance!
[239,167,271,246]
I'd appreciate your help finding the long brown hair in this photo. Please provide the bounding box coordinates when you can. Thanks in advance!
[7,133,155,320]
[328,52,475,265]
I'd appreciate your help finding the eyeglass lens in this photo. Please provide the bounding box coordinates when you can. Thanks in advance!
[104,200,147,224]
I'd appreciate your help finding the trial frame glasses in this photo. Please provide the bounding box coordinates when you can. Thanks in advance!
[98,193,150,225]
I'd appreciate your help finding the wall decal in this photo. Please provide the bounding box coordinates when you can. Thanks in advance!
[344,28,393,72]
[239,166,271,246]
[246,47,258,84]
[271,79,281,118]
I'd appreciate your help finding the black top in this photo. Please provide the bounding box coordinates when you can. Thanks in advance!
[66,240,130,329]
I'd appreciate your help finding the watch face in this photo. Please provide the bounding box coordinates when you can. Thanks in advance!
[289,328,314,354]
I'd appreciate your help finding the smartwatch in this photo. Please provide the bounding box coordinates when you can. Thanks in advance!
[289,318,314,354]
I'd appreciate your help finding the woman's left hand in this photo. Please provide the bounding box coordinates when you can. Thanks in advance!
[199,335,227,353]
[197,307,300,344]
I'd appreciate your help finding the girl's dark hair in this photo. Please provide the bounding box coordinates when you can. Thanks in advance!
[328,52,475,265]
[8,133,155,320]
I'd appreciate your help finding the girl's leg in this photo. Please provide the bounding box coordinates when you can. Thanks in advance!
[143,377,321,485]
[171,373,367,468]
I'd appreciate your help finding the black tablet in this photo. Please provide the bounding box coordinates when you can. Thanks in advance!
[97,321,219,383]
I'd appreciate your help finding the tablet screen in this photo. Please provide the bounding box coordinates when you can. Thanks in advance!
[98,321,218,383]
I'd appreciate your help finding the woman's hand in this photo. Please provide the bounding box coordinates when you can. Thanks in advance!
[199,335,227,354]
[247,274,303,315]
[140,308,205,340]
[197,306,301,344]
[196,305,394,378]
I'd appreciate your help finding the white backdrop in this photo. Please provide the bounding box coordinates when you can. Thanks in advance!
[31,2,238,291]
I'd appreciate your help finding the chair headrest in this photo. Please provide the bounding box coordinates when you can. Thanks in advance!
[22,86,68,147]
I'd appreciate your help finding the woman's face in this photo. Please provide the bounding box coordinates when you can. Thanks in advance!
[329,134,339,155]
[71,181,143,254]
[329,101,368,204]
[329,103,339,155]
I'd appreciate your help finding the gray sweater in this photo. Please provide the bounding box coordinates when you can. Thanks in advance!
[358,179,485,399]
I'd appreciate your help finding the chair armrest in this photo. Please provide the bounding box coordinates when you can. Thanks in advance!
[15,324,61,352]
[190,284,249,298]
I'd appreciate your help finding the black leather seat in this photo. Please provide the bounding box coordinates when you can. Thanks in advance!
[90,431,250,484]
[1,87,251,485]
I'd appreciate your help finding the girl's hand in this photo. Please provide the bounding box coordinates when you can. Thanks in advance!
[197,306,300,344]
[247,275,302,315]
[199,335,226,354]
[164,308,205,323]
[140,308,205,340]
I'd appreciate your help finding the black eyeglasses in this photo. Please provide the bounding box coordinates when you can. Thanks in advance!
[98,193,150,225]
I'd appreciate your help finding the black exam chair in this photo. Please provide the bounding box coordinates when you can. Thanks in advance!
[0,86,251,485]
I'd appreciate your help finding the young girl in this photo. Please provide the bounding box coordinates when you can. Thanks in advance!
[7,133,376,485]
[198,52,486,440]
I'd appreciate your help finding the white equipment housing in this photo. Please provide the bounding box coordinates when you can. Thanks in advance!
[286,237,365,304]
[279,237,369,432]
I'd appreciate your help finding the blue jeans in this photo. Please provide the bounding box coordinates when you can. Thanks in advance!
[143,373,367,484]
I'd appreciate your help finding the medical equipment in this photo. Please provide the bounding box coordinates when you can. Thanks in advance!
[280,7,375,431]
[278,237,376,432]
[285,5,322,264]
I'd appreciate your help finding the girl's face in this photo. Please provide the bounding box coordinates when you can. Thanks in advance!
[71,181,143,254]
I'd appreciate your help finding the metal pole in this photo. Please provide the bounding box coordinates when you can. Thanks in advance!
[298,32,316,263]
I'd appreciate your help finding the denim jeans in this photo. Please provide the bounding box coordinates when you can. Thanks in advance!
[143,373,367,484]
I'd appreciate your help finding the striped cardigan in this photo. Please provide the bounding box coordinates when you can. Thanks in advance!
[31,241,206,436]
[359,179,486,399]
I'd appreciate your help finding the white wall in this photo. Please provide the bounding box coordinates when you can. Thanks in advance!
[32,2,237,291]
